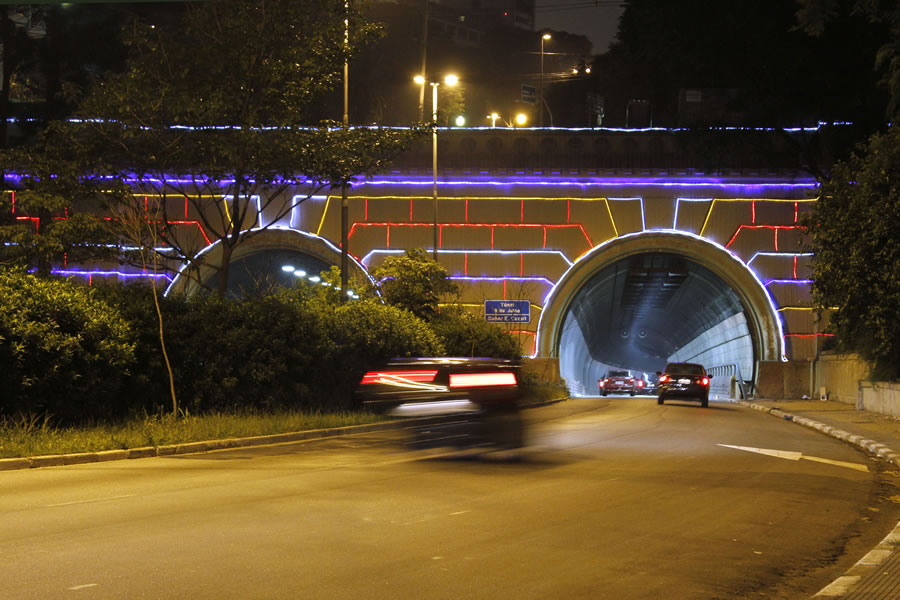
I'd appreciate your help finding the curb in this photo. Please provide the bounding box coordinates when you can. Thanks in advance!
[0,397,569,472]
[811,520,900,598]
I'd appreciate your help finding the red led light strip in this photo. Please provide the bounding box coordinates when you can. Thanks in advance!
[348,222,593,250]
[724,225,805,251]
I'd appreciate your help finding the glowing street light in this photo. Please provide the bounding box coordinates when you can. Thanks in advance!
[415,73,459,260]
[515,112,528,127]
[487,112,500,127]
[455,115,466,127]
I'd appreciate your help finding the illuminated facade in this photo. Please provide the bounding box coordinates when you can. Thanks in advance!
[11,127,829,396]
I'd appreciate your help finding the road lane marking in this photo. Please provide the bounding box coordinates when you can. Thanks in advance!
[68,584,98,590]
[46,494,135,508]
[717,444,868,472]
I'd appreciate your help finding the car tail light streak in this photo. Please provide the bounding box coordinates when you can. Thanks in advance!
[449,372,517,388]
[360,370,439,387]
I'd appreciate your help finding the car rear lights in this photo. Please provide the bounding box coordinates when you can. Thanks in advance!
[701,376,710,386]
[599,380,606,387]
[636,380,645,388]
[658,375,669,383]
[360,370,438,385]
[449,372,517,388]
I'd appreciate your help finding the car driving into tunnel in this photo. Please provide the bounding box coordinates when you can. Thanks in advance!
[657,362,711,407]
[598,369,641,396]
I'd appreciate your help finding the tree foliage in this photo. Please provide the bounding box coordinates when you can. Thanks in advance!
[370,248,459,321]
[802,126,900,379]
[51,0,423,295]
[430,307,522,359]
[0,269,136,423]
[796,0,900,122]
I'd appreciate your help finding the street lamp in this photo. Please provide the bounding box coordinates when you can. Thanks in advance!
[415,73,458,260]
[515,112,528,127]
[487,112,500,127]
[539,32,551,127]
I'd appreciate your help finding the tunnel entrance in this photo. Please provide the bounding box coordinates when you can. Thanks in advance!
[165,228,371,297]
[537,232,784,397]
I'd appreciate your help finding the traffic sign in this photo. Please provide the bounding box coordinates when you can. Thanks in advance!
[484,300,531,323]
[521,84,537,104]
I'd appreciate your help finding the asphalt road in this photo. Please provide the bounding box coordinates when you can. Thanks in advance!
[3,397,900,600]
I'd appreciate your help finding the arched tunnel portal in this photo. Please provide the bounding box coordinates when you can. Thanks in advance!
[537,232,784,396]
[165,228,371,298]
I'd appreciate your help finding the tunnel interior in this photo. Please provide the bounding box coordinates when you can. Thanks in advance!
[559,252,755,396]
[204,249,332,299]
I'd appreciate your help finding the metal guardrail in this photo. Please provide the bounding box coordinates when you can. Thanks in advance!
[707,363,749,400]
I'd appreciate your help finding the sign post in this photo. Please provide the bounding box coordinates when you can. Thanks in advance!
[484,300,531,323]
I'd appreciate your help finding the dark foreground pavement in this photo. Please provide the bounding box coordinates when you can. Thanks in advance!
[3,396,900,599]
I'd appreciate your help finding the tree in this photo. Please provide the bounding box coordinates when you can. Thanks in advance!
[802,126,900,380]
[797,0,900,122]
[370,248,459,321]
[55,0,423,295]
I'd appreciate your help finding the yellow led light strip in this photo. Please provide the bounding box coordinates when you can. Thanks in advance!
[698,198,817,237]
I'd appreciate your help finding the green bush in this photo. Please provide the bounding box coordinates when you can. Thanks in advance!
[97,282,444,415]
[318,298,445,405]
[430,308,522,359]
[0,270,135,423]
[98,284,336,414]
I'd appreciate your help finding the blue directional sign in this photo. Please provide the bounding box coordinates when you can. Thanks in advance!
[485,300,531,323]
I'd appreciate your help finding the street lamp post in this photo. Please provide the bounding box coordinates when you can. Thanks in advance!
[415,73,457,261]
[539,32,551,127]
[340,0,350,299]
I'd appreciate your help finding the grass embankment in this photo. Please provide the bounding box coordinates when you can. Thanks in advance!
[0,411,387,459]
[0,382,569,459]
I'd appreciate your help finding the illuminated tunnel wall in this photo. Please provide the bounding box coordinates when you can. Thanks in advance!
[21,131,826,395]
[301,176,819,393]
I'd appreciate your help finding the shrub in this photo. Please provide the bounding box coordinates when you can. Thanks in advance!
[430,308,522,359]
[293,295,445,408]
[98,283,444,415]
[0,270,135,423]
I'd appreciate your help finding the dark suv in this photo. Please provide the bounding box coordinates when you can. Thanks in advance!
[354,357,523,449]
[657,362,711,407]
[599,369,641,396]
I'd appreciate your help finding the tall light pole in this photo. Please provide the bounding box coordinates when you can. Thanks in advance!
[340,0,350,298]
[539,33,551,127]
[415,73,458,261]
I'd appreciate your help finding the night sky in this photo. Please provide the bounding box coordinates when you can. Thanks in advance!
[533,1,625,54]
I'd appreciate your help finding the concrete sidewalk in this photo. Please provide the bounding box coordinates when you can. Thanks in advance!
[741,398,900,600]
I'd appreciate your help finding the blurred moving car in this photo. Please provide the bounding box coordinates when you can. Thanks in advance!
[354,357,524,450]
[598,369,641,396]
[657,362,711,407]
